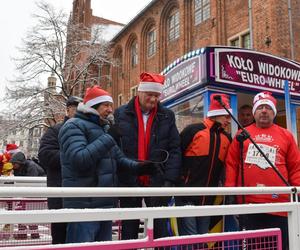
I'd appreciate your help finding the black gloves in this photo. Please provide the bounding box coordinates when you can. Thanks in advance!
[136,162,157,176]
[107,124,122,143]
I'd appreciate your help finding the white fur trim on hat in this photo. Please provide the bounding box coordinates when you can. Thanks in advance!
[252,99,277,115]
[207,108,232,117]
[85,95,113,107]
[138,82,163,93]
[7,149,20,154]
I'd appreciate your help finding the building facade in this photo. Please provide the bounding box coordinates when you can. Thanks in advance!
[105,0,299,105]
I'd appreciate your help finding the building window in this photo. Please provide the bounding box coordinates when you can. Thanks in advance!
[195,0,210,25]
[131,42,138,67]
[147,29,156,57]
[130,85,138,98]
[229,31,251,49]
[168,10,180,42]
[230,38,239,47]
[118,94,122,106]
[242,33,251,49]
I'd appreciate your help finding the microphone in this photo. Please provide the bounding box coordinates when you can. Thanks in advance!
[107,114,115,125]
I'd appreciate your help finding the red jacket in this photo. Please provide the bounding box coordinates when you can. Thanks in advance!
[225,123,300,213]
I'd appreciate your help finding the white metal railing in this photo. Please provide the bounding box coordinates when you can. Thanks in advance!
[0,181,299,249]
[0,177,46,187]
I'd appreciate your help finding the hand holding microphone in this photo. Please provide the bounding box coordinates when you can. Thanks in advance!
[106,114,122,143]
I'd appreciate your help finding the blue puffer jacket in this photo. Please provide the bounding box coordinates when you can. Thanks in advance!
[59,103,138,209]
[115,97,181,187]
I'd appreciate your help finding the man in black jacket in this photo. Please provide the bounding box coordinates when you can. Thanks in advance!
[38,96,82,244]
[10,152,45,176]
[115,72,181,240]
[10,151,45,240]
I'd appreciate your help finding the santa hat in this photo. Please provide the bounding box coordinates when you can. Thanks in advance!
[5,144,20,154]
[137,72,165,93]
[252,91,277,115]
[83,86,113,107]
[207,94,232,117]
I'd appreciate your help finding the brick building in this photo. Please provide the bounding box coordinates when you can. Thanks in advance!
[66,0,299,106]
[65,0,124,97]
[105,0,300,106]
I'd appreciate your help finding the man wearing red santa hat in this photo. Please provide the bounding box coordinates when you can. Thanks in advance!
[114,72,181,240]
[59,86,155,243]
[225,91,300,250]
[177,93,232,237]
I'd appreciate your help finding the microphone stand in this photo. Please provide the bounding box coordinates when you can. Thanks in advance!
[214,96,290,186]
[213,95,290,239]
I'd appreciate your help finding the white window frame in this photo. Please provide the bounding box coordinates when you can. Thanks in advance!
[118,94,123,107]
[195,0,210,25]
[130,85,138,98]
[168,11,180,42]
[228,30,251,49]
[147,29,157,57]
[131,42,138,67]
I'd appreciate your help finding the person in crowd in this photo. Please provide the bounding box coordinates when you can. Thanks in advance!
[114,72,181,240]
[238,104,254,127]
[38,95,82,244]
[10,151,45,177]
[9,151,45,239]
[177,93,232,236]
[58,85,155,243]
[225,91,300,250]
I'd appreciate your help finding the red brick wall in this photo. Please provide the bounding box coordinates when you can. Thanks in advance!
[108,0,300,106]
[67,0,300,107]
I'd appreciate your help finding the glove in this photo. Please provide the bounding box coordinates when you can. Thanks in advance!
[107,124,122,143]
[135,162,157,176]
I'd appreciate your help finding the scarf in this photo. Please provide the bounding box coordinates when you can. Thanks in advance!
[134,96,157,186]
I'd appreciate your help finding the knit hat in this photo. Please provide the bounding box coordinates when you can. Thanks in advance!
[5,144,20,154]
[137,72,165,93]
[207,94,232,117]
[10,152,26,165]
[83,86,113,107]
[252,91,277,115]
[66,96,82,107]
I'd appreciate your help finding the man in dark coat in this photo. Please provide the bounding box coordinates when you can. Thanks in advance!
[114,72,181,240]
[10,151,45,240]
[10,152,45,176]
[59,86,153,243]
[38,96,82,244]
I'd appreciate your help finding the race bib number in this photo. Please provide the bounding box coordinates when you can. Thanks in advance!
[245,143,276,169]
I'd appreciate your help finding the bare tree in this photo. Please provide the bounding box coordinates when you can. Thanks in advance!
[3,0,114,135]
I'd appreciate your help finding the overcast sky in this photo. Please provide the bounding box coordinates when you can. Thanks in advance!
[0,0,152,108]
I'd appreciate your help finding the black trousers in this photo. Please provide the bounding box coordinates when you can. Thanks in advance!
[120,196,170,240]
[241,213,288,250]
[48,198,67,244]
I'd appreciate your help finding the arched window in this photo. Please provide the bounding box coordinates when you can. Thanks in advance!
[168,10,180,42]
[195,0,210,25]
[147,28,157,57]
[131,42,138,67]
